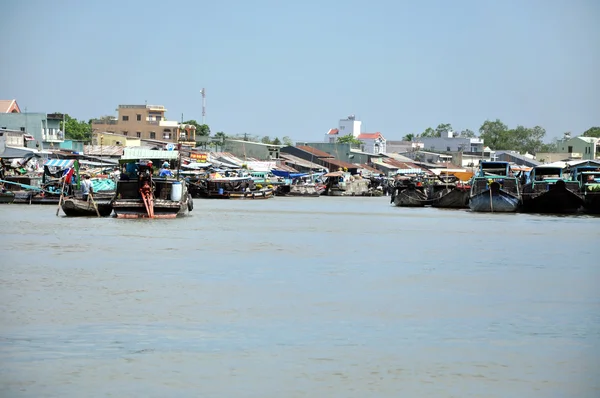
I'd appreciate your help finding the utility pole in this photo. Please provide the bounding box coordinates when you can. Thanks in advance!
[200,88,206,125]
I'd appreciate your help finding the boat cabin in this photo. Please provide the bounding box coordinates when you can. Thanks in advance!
[477,161,513,177]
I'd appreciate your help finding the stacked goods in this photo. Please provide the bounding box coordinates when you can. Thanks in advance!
[91,178,117,192]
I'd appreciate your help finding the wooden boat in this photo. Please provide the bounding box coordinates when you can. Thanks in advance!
[578,171,600,214]
[521,165,583,214]
[324,171,370,196]
[112,159,193,219]
[469,161,520,213]
[0,190,15,204]
[430,185,470,209]
[287,183,325,197]
[61,196,114,217]
[200,175,274,199]
[392,179,430,207]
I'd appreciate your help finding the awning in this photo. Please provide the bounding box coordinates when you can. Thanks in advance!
[271,170,308,179]
[44,159,76,168]
[396,168,423,174]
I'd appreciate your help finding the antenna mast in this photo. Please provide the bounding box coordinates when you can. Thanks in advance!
[200,88,206,124]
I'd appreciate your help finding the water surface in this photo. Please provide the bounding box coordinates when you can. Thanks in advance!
[1,197,599,397]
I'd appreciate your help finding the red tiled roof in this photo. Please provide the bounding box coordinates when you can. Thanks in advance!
[383,158,421,170]
[327,128,339,135]
[296,145,334,158]
[357,132,384,140]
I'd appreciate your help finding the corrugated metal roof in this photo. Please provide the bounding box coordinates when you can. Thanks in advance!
[279,153,324,170]
[296,145,334,158]
[84,145,124,156]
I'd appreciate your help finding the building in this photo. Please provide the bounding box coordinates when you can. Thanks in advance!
[222,139,281,161]
[298,142,380,165]
[0,112,64,149]
[91,104,197,145]
[356,132,386,154]
[558,136,600,160]
[325,115,362,143]
[0,99,21,113]
[91,131,141,147]
[386,140,424,154]
[493,151,541,168]
[281,145,359,174]
[0,128,32,148]
[419,131,484,153]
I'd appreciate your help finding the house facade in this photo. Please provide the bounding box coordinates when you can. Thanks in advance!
[325,115,362,143]
[0,112,63,149]
[420,132,484,153]
[357,132,386,154]
[91,131,141,147]
[222,139,281,161]
[91,104,197,144]
[559,136,600,160]
[0,99,21,113]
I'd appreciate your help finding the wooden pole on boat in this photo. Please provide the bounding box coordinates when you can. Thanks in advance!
[55,177,67,216]
[88,192,101,217]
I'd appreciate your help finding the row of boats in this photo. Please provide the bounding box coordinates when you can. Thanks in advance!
[2,155,599,217]
[391,160,600,214]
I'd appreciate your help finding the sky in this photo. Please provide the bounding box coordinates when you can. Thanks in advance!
[2,0,599,143]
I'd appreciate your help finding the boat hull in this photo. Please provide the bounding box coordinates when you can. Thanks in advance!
[431,187,470,209]
[469,190,520,212]
[0,192,15,204]
[521,183,583,214]
[112,197,190,219]
[204,189,274,199]
[583,192,600,214]
[393,188,429,207]
[61,198,114,217]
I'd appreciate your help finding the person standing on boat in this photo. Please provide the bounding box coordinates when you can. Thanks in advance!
[81,174,93,201]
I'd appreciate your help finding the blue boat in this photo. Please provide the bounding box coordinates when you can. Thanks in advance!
[469,161,521,213]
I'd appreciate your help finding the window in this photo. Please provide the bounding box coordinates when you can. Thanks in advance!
[123,131,128,136]
[568,146,573,153]
[150,132,156,139]
[122,115,129,121]
[163,133,170,139]
[136,132,141,138]
[136,114,141,121]
[20,127,25,132]
[447,146,451,151]
[156,116,162,121]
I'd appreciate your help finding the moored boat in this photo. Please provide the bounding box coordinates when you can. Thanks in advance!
[112,157,193,219]
[0,190,15,203]
[392,178,430,207]
[61,196,114,217]
[521,165,583,214]
[469,161,520,213]
[430,184,470,209]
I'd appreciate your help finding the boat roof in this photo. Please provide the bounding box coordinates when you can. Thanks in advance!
[44,158,77,168]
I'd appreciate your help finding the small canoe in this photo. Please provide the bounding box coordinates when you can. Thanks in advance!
[61,197,113,217]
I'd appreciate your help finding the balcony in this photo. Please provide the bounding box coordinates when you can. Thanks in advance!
[44,133,64,143]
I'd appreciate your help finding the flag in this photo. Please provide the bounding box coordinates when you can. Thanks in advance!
[63,168,74,184]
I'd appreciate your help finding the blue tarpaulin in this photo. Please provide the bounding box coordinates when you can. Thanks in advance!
[271,170,308,179]
[44,159,76,169]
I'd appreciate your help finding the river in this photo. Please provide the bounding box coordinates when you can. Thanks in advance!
[0,197,599,397]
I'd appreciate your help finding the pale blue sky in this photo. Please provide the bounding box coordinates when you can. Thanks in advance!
[2,0,598,142]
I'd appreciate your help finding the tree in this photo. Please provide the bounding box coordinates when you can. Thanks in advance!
[272,137,282,145]
[213,131,227,141]
[421,127,436,138]
[183,120,210,136]
[261,136,272,144]
[582,126,600,138]
[282,136,294,146]
[478,119,511,150]
[512,125,546,154]
[337,134,362,145]
[460,129,476,138]
[58,114,92,142]
[435,123,453,137]
[403,133,414,141]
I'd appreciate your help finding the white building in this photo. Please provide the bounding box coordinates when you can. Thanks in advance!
[325,115,362,142]
[420,130,484,153]
[357,132,386,154]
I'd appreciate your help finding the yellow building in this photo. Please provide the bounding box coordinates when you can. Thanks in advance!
[91,104,197,144]
[91,131,141,147]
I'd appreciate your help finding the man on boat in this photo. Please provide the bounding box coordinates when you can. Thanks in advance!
[159,162,174,178]
[81,174,93,201]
